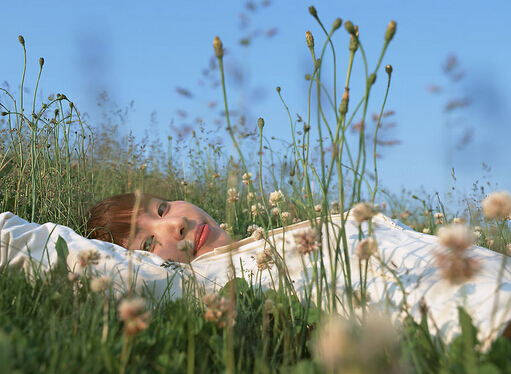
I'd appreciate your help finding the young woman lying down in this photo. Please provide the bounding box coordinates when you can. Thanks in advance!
[1,192,510,349]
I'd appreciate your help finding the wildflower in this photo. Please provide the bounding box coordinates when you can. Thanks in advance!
[435,212,444,224]
[400,209,410,220]
[352,202,377,224]
[294,228,321,254]
[247,191,256,202]
[452,217,467,225]
[202,292,231,328]
[251,227,266,241]
[437,225,475,252]
[331,201,340,214]
[242,172,252,185]
[177,239,194,252]
[314,204,322,213]
[437,225,480,284]
[423,228,430,234]
[247,224,260,235]
[220,223,229,231]
[437,251,480,284]
[355,237,378,260]
[251,203,264,216]
[118,297,151,336]
[269,190,285,206]
[281,211,292,224]
[255,248,273,269]
[227,188,239,203]
[481,191,511,220]
[78,249,101,268]
[473,226,482,238]
[212,172,220,178]
[90,275,112,293]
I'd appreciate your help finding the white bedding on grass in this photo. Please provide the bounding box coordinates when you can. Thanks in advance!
[1,211,510,348]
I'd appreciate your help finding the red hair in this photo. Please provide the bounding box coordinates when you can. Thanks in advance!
[86,193,161,248]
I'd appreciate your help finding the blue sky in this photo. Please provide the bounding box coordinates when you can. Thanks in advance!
[2,0,510,211]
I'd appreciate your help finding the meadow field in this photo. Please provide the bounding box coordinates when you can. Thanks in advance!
[1,7,511,373]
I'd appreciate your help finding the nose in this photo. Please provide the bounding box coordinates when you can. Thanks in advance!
[163,216,189,240]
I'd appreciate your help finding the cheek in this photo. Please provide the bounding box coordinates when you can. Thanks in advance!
[154,245,180,262]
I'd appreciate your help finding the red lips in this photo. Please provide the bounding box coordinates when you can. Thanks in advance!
[195,223,211,254]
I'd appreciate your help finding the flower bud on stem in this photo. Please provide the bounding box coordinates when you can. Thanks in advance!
[385,20,397,43]
[339,87,349,115]
[305,31,314,49]
[213,36,224,59]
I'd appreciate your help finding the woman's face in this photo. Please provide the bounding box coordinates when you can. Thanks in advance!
[132,198,230,262]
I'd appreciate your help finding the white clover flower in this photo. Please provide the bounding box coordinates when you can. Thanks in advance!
[482,190,511,220]
[400,209,410,220]
[269,190,285,206]
[118,297,151,336]
[78,249,101,268]
[452,217,467,225]
[90,275,112,293]
[227,188,239,203]
[423,228,430,234]
[242,172,252,185]
[437,225,475,252]
[247,224,259,234]
[355,237,378,260]
[251,203,264,216]
[251,227,266,241]
[202,291,232,328]
[281,211,292,224]
[314,204,322,213]
[271,207,280,216]
[247,191,256,202]
[294,228,321,254]
[255,248,273,269]
[352,202,377,224]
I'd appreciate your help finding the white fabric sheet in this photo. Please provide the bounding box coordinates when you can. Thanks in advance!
[1,211,510,348]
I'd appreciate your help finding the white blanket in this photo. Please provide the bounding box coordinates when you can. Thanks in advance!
[1,211,510,348]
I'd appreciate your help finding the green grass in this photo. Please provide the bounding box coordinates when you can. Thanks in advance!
[1,5,511,373]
